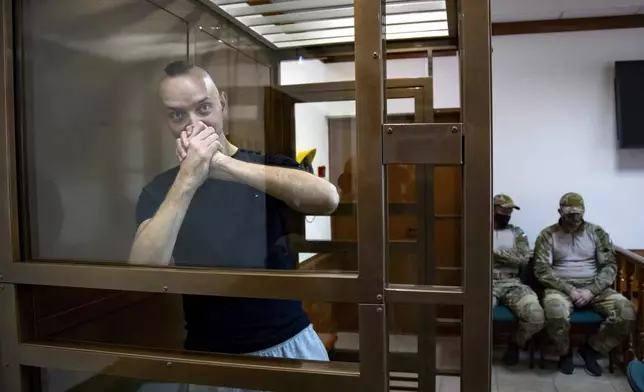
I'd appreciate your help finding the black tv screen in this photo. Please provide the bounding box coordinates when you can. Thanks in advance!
[615,60,644,149]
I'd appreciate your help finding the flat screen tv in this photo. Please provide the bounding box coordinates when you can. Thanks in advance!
[615,60,644,149]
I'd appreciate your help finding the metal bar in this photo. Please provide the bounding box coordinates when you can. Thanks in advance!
[0,0,19,270]
[355,0,388,390]
[436,214,462,219]
[241,2,447,27]
[283,85,429,103]
[359,304,389,392]
[418,163,438,392]
[414,162,434,392]
[279,77,431,95]
[332,206,461,218]
[355,0,387,290]
[413,75,436,392]
[0,284,40,392]
[3,262,361,302]
[0,284,21,391]
[446,0,459,37]
[188,25,197,65]
[382,123,463,165]
[333,202,418,216]
[291,239,416,254]
[460,0,493,390]
[277,38,458,61]
[16,341,360,392]
[385,284,464,304]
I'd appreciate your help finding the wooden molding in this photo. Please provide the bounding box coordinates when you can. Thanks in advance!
[492,14,644,36]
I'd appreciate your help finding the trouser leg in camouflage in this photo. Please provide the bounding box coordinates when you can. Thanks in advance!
[493,280,545,347]
[543,287,635,356]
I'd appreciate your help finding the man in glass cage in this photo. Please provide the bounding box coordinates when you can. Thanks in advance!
[129,61,339,391]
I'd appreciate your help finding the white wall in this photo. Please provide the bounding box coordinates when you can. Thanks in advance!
[282,28,644,249]
[432,55,461,108]
[281,57,460,109]
[493,28,644,248]
[281,58,430,85]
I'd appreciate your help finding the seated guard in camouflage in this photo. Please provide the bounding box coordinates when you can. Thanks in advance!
[493,194,545,366]
[534,192,635,377]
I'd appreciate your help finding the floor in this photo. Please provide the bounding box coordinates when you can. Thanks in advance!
[335,333,633,392]
[489,349,631,392]
[389,355,632,392]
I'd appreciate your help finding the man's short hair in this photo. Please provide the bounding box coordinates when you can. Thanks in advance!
[164,60,194,76]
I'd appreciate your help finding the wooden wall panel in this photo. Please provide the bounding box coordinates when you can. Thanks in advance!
[435,219,461,268]
[434,166,462,216]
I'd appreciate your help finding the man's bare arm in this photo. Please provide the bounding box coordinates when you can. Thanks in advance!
[130,123,219,265]
[213,156,340,215]
[129,176,196,265]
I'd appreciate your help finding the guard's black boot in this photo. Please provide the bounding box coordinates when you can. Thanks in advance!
[559,351,574,375]
[578,343,602,377]
[502,343,520,366]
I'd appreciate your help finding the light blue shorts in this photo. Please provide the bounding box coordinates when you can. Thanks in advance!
[137,325,329,392]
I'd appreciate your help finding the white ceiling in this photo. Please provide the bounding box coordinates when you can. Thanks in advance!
[210,0,449,48]
[491,0,644,22]
[209,0,644,49]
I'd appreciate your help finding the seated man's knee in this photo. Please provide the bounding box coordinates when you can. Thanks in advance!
[518,295,545,326]
[543,294,570,320]
[614,297,636,322]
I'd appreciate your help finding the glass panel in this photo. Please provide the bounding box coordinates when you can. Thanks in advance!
[280,58,431,85]
[291,98,415,271]
[22,0,344,275]
[291,100,356,271]
[23,0,188,261]
[41,368,280,391]
[18,0,358,370]
[387,303,463,391]
[27,286,352,365]
[383,99,463,287]
[434,219,460,268]
[434,166,462,216]
[384,99,420,286]
[195,30,272,153]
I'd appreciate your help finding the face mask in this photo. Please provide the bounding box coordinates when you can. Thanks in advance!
[562,213,583,228]
[494,213,511,228]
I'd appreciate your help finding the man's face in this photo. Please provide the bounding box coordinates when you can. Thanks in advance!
[158,70,227,139]
[493,206,513,228]
[494,206,513,217]
[559,208,583,229]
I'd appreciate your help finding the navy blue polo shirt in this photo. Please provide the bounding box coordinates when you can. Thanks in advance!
[135,149,310,354]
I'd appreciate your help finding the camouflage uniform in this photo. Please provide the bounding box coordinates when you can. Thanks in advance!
[493,195,545,347]
[534,193,635,356]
